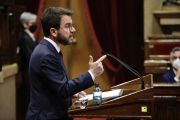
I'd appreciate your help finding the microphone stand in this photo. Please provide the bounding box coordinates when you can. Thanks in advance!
[101,51,144,89]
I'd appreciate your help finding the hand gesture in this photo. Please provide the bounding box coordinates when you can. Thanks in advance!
[89,55,106,77]
[176,68,180,79]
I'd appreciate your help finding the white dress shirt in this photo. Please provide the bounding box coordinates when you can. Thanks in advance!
[173,69,180,82]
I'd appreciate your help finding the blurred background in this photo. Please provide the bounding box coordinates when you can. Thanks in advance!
[0,0,180,119]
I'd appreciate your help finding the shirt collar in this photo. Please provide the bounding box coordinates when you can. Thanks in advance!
[44,37,60,53]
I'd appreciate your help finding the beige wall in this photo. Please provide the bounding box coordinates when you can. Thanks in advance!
[144,0,166,39]
[37,0,112,95]
[0,63,18,120]
[0,76,16,120]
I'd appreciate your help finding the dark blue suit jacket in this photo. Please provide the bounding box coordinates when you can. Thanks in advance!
[162,69,176,82]
[26,39,94,120]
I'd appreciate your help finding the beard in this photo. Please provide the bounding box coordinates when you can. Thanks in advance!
[57,31,72,45]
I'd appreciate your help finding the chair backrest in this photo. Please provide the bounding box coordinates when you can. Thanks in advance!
[153,42,180,55]
[144,35,180,60]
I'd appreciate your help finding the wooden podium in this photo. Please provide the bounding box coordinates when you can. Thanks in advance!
[68,74,154,119]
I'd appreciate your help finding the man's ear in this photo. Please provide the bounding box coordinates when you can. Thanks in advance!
[50,28,57,37]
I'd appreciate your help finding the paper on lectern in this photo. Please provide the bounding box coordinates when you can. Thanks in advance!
[79,89,123,101]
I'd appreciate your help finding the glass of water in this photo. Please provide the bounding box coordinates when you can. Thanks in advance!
[77,94,88,109]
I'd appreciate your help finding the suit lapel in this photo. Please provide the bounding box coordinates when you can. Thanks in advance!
[170,70,177,82]
[40,39,69,80]
[58,53,69,80]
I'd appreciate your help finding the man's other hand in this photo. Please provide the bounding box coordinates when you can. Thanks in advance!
[176,68,180,80]
[73,91,86,98]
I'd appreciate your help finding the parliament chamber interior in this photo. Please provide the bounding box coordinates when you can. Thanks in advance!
[0,0,180,120]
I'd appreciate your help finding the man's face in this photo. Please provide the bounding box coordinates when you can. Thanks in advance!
[170,51,180,64]
[56,15,76,45]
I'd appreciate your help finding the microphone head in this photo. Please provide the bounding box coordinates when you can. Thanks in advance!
[101,51,107,55]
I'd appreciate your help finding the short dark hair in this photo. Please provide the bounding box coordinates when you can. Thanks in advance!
[41,7,73,37]
[170,47,180,57]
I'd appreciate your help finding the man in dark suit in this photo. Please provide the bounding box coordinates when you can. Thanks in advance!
[19,12,38,119]
[162,47,180,82]
[26,7,106,120]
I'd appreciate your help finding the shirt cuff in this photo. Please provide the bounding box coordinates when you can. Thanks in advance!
[88,70,95,81]
[174,77,179,82]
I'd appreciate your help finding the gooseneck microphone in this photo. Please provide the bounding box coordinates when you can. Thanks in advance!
[101,51,144,89]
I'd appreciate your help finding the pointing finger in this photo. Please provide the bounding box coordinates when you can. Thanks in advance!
[96,55,107,63]
[89,55,93,63]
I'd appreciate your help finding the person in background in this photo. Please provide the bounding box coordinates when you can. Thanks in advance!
[19,12,38,119]
[26,7,106,120]
[162,47,180,82]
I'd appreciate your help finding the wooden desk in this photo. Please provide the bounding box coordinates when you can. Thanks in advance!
[149,55,169,60]
[153,82,180,120]
[144,60,170,74]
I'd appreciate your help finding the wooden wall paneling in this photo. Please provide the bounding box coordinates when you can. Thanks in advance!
[0,0,13,5]
[0,4,25,65]
[154,97,177,120]
[8,5,26,64]
[154,83,180,120]
[0,5,10,65]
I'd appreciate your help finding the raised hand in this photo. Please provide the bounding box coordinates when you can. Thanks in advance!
[89,55,107,77]
[176,68,180,80]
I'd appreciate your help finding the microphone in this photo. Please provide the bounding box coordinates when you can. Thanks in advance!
[101,51,144,89]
